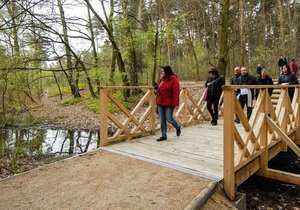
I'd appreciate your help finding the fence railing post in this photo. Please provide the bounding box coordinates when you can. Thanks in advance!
[295,88,300,141]
[260,89,268,170]
[149,88,156,134]
[100,88,109,146]
[182,87,188,126]
[223,88,235,201]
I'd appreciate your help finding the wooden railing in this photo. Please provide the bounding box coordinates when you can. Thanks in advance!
[223,85,300,201]
[99,85,223,146]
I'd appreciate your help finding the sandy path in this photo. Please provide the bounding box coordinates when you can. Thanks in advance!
[0,150,220,210]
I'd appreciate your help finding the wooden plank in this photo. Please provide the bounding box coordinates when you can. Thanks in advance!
[256,168,300,185]
[267,117,300,157]
[234,126,250,158]
[260,89,268,170]
[235,157,260,186]
[137,138,224,160]
[149,89,156,134]
[268,142,282,160]
[182,88,188,126]
[108,91,148,136]
[100,89,109,146]
[109,142,223,180]
[234,99,251,132]
[187,90,206,120]
[122,141,223,163]
[131,107,151,133]
[223,89,236,201]
[108,112,131,136]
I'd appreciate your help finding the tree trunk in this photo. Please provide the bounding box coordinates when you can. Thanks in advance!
[57,0,81,98]
[52,71,62,100]
[217,0,230,77]
[277,0,285,46]
[160,0,173,64]
[239,0,245,66]
[6,1,20,59]
[152,21,159,84]
[87,5,100,94]
[85,0,129,93]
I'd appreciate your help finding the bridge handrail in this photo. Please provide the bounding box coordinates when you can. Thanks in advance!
[99,85,221,146]
[223,85,300,201]
[223,84,300,89]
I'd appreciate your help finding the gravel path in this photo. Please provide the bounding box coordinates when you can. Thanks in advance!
[0,149,234,210]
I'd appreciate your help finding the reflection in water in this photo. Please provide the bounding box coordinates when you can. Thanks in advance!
[0,127,99,156]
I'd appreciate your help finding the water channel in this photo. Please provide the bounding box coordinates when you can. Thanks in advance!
[0,126,99,157]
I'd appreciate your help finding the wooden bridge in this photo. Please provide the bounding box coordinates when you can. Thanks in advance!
[99,84,300,201]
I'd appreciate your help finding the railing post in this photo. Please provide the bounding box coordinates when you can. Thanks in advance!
[100,88,109,146]
[182,87,188,126]
[260,89,268,169]
[295,87,300,141]
[149,88,156,134]
[223,88,235,201]
[281,88,289,151]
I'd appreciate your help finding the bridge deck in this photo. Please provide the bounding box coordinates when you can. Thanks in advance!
[105,121,241,181]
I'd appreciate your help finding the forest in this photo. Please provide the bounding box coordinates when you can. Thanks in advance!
[0,0,300,125]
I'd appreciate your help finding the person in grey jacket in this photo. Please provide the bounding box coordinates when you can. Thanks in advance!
[278,64,299,101]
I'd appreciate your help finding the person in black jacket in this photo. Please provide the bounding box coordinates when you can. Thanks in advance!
[256,69,274,98]
[278,64,299,101]
[231,67,241,123]
[230,67,241,85]
[278,55,288,71]
[205,68,225,126]
[237,67,257,120]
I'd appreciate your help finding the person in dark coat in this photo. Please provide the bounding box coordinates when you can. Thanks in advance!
[230,67,241,85]
[278,55,288,71]
[237,67,257,120]
[290,59,298,75]
[278,64,299,101]
[205,68,225,126]
[256,64,263,76]
[231,67,241,123]
[155,65,181,141]
[256,69,274,98]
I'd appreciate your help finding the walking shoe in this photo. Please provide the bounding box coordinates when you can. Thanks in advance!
[176,126,181,137]
[157,136,167,141]
[234,119,240,124]
[212,119,217,126]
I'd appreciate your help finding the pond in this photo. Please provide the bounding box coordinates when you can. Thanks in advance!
[0,126,100,157]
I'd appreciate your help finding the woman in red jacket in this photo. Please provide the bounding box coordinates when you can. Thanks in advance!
[155,66,181,141]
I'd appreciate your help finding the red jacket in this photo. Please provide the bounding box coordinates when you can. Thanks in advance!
[156,75,180,107]
[290,60,298,73]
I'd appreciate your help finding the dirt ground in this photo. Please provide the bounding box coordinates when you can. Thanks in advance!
[30,91,100,130]
[0,149,234,210]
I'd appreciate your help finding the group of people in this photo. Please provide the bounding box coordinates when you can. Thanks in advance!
[154,59,299,141]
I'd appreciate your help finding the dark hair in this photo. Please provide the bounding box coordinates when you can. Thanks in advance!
[209,68,219,77]
[282,64,291,73]
[161,65,175,79]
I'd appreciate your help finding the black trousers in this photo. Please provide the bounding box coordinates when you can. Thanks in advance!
[239,95,252,120]
[207,95,221,119]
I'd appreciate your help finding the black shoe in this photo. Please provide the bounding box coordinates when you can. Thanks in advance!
[234,119,240,124]
[212,118,217,126]
[157,136,167,141]
[176,126,181,137]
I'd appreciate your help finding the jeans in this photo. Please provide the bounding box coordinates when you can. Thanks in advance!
[157,105,180,138]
